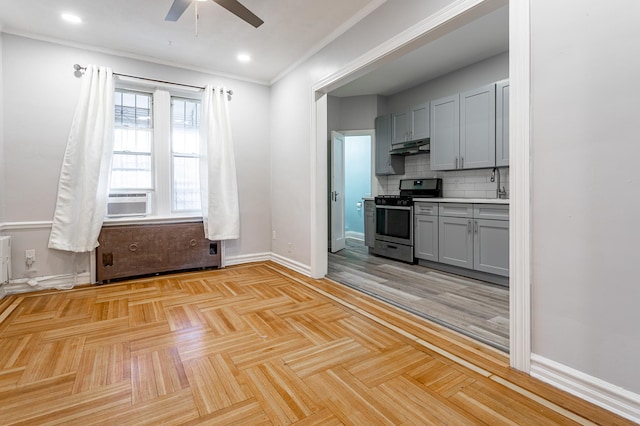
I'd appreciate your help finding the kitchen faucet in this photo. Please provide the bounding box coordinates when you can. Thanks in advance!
[490,167,508,199]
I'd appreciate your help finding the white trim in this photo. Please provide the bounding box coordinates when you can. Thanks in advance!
[1,272,91,297]
[0,221,53,231]
[531,354,640,424]
[311,93,328,279]
[270,253,312,277]
[508,0,531,373]
[345,231,364,241]
[270,0,387,85]
[224,252,271,267]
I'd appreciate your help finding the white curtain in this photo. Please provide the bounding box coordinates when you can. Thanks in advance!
[48,65,114,252]
[199,85,240,240]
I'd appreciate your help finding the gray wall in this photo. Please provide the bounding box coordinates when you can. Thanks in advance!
[384,52,508,113]
[1,34,272,279]
[270,0,455,266]
[531,0,640,392]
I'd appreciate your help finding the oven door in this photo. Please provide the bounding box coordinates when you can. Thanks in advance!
[375,205,413,245]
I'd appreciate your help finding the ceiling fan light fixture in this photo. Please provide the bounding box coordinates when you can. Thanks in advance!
[61,13,82,24]
[237,53,251,63]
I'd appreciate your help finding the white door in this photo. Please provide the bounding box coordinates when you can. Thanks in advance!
[330,131,346,252]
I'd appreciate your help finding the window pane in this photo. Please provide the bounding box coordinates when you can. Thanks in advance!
[173,156,201,211]
[115,91,152,129]
[114,128,152,153]
[111,153,152,189]
[172,98,200,155]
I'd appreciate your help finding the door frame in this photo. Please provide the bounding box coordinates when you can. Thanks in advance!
[310,0,531,372]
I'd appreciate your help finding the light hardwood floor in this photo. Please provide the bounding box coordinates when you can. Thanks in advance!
[0,262,631,425]
[328,238,509,351]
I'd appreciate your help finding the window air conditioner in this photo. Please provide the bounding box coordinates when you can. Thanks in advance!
[107,193,151,217]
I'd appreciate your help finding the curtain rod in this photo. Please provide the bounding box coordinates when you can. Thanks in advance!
[73,64,233,96]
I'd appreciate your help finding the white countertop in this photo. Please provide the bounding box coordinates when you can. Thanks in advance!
[414,197,509,204]
[363,197,509,204]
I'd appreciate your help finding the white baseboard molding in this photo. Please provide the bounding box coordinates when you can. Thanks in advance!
[224,252,272,266]
[531,354,640,423]
[1,272,91,297]
[269,253,311,277]
[345,231,364,241]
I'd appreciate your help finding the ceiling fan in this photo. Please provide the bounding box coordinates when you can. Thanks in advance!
[165,0,264,28]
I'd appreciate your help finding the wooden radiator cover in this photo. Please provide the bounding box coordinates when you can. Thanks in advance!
[96,222,221,283]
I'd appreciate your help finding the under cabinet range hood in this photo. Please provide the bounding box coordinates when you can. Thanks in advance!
[389,139,430,155]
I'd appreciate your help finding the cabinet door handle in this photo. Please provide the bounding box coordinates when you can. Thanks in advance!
[128,243,138,252]
[474,220,478,234]
[455,157,459,169]
[461,157,464,168]
[468,220,472,234]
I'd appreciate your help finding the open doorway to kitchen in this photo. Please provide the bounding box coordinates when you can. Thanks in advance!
[329,131,373,253]
[311,2,530,360]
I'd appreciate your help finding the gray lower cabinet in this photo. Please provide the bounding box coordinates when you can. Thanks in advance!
[364,200,375,248]
[375,114,404,175]
[438,216,474,269]
[474,219,509,276]
[414,202,438,262]
[436,203,509,277]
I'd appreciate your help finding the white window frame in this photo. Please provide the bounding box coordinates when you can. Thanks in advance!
[108,78,203,222]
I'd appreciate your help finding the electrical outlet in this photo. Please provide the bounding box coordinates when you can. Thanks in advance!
[25,249,36,269]
[287,242,292,253]
[272,230,276,240]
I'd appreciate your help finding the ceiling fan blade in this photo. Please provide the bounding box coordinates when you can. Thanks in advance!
[212,0,264,28]
[165,0,192,21]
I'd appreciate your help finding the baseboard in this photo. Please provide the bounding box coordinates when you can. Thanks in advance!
[224,252,272,266]
[531,354,640,423]
[345,231,364,241]
[269,253,311,276]
[1,272,91,297]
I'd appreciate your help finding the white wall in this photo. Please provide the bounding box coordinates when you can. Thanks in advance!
[531,0,640,393]
[1,34,271,280]
[270,0,455,267]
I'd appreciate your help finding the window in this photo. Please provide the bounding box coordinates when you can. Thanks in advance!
[111,88,202,217]
[112,90,153,190]
[171,98,201,211]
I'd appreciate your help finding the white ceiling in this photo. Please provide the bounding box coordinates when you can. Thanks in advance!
[330,6,509,97]
[0,1,508,94]
[0,0,377,84]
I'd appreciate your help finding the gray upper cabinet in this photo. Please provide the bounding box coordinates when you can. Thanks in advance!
[431,82,502,171]
[460,83,496,169]
[410,102,430,141]
[375,114,404,176]
[496,79,510,167]
[391,110,409,144]
[430,94,460,170]
[391,102,430,144]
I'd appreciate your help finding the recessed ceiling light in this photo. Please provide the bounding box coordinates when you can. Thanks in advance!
[237,54,251,63]
[61,13,82,24]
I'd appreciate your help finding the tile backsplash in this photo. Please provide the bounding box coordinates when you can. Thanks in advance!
[376,154,509,198]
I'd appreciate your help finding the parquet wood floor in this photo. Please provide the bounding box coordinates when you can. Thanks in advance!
[0,262,631,425]
[328,239,509,351]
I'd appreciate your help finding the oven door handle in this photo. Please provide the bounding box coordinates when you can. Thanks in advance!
[375,205,412,211]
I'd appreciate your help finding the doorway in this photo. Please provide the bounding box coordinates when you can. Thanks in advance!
[330,131,373,253]
[312,1,531,370]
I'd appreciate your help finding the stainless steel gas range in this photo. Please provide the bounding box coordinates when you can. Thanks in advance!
[373,178,442,263]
